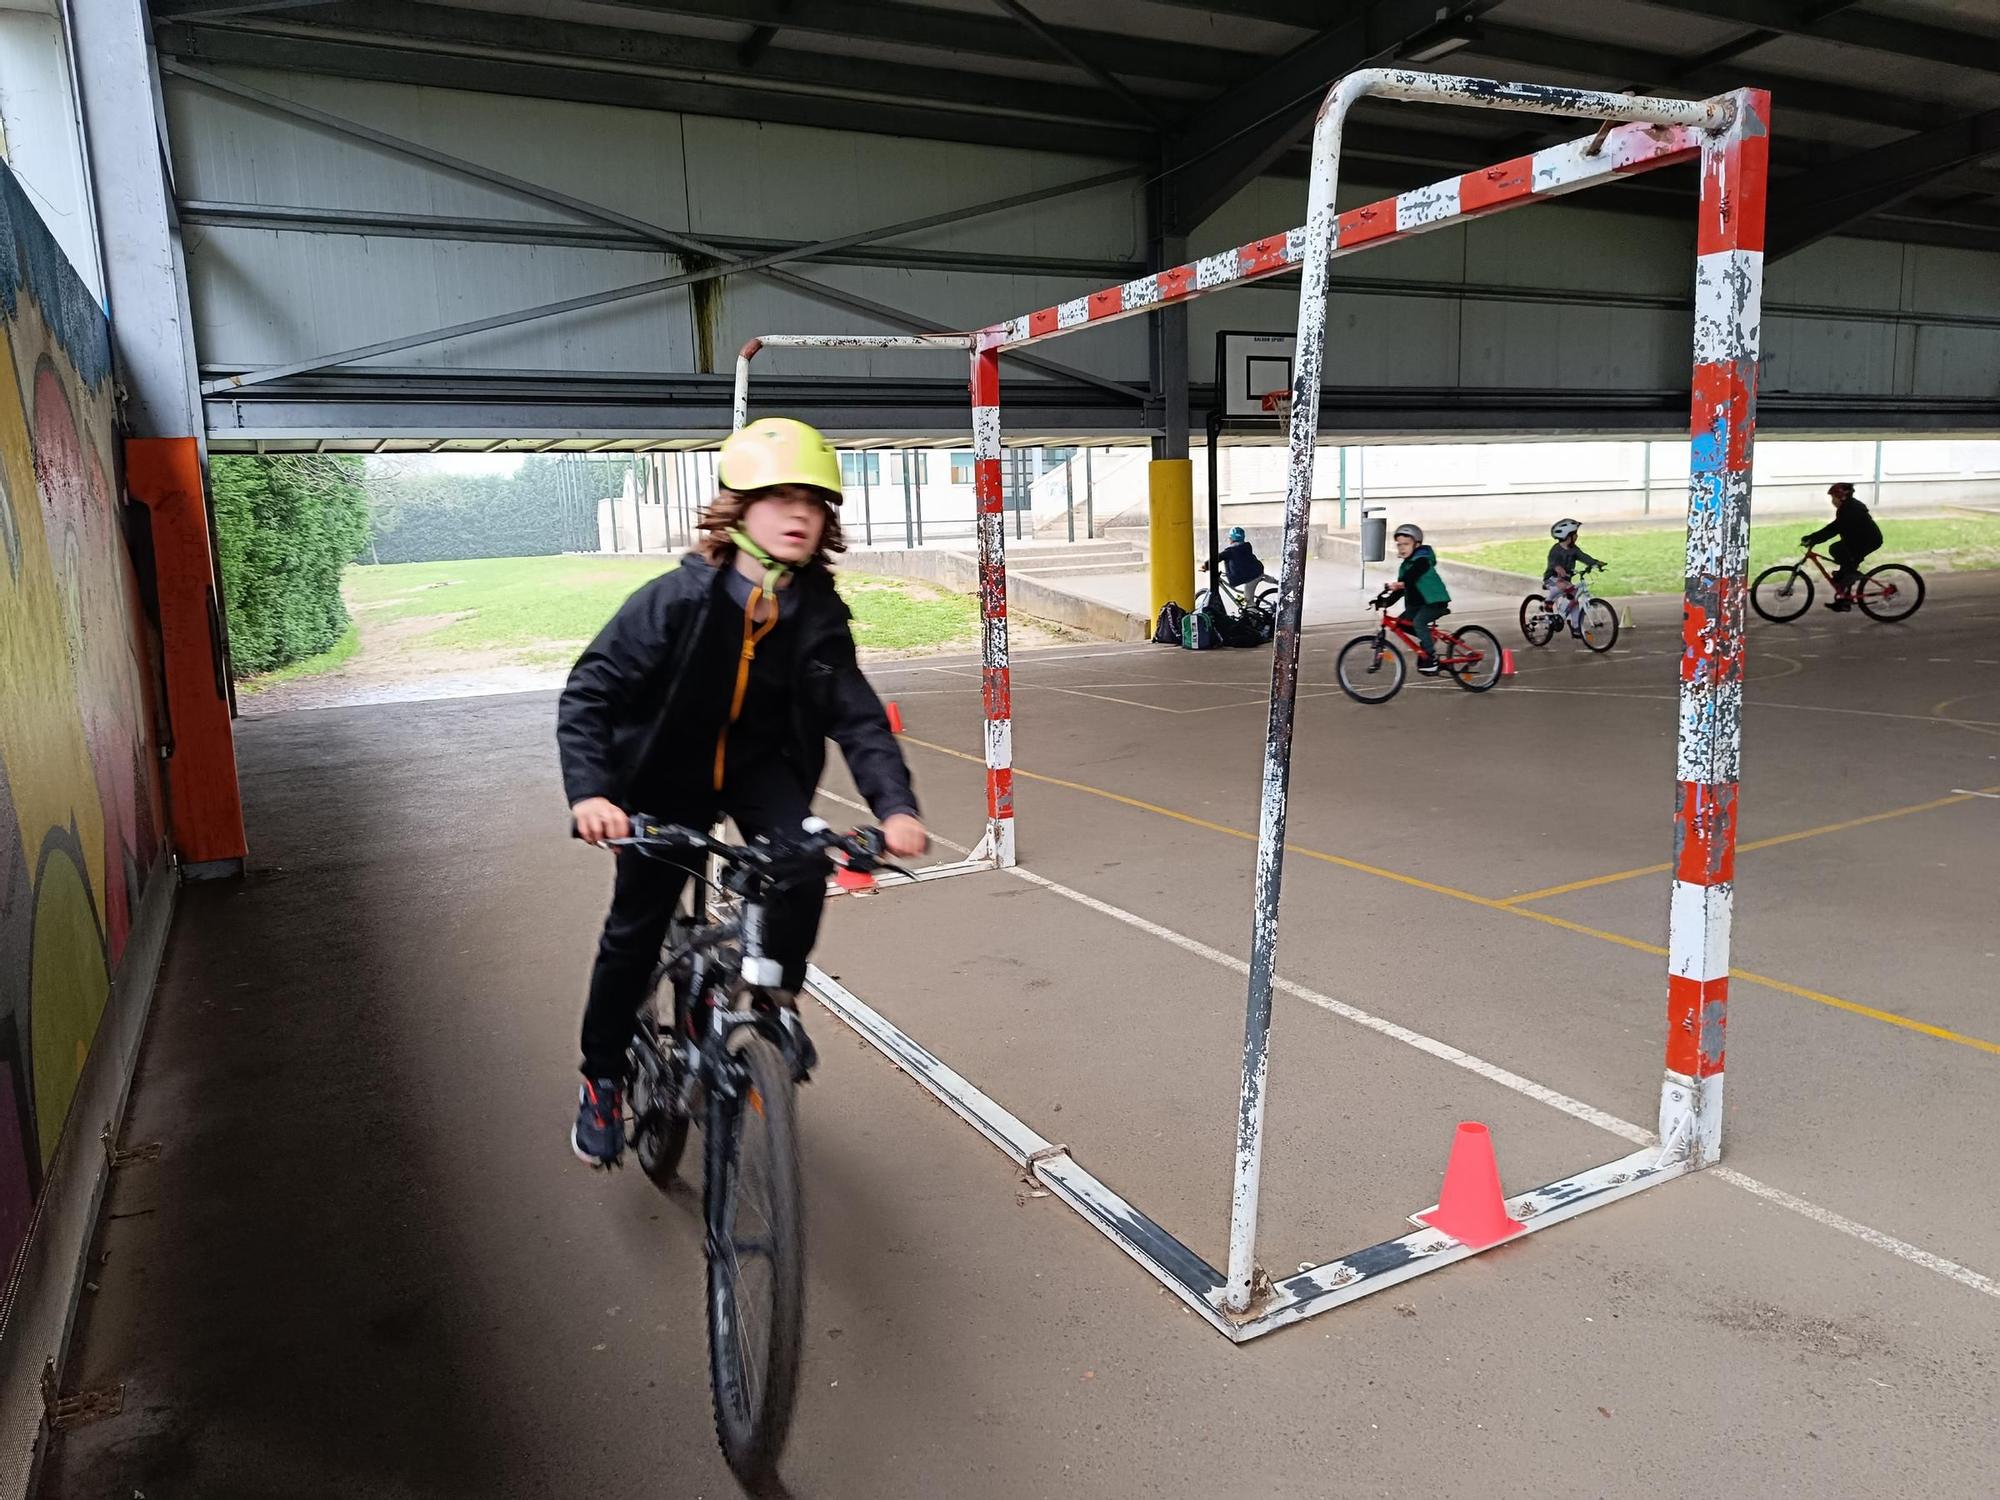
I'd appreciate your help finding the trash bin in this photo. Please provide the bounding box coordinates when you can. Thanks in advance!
[1360,515,1387,562]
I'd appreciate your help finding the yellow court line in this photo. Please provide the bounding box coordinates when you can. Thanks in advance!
[900,736,2000,1059]
[1499,785,2000,906]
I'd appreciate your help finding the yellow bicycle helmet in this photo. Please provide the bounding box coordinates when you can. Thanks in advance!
[716,417,843,502]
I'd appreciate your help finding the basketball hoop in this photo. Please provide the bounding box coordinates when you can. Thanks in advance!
[1259,389,1292,420]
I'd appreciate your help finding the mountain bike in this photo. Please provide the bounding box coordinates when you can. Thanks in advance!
[1336,594,1504,704]
[609,816,908,1492]
[1750,547,1924,624]
[1194,570,1278,617]
[1521,561,1617,651]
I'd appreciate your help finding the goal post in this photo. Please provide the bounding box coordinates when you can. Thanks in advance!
[737,69,1769,1336]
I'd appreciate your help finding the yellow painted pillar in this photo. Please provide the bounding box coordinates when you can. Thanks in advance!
[1148,458,1195,619]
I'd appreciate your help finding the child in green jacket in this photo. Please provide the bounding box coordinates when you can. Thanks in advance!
[1384,523,1451,674]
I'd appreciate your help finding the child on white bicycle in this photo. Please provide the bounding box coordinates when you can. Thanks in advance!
[1200,526,1271,611]
[1544,518,1605,638]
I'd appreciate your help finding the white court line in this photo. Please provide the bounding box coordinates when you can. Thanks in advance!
[1952,789,2000,799]
[816,788,2000,1305]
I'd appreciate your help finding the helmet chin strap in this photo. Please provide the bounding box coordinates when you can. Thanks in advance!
[729,528,792,597]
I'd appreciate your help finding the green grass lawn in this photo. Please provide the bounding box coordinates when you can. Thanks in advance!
[344,554,980,657]
[1444,513,2000,594]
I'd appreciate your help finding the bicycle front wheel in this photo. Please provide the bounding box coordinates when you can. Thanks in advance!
[1857,564,1924,623]
[1336,635,1405,704]
[705,1033,804,1491]
[1580,599,1619,653]
[1751,565,1812,622]
[1443,625,1503,692]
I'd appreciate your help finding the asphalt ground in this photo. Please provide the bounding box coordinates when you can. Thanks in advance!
[42,571,2000,1499]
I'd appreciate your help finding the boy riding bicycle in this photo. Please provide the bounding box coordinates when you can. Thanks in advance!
[1801,481,1883,611]
[558,417,929,1168]
[1383,523,1451,674]
[1199,526,1271,610]
[1544,518,1605,637]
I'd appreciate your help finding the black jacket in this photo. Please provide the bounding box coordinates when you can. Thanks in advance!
[1804,498,1883,553]
[557,554,919,821]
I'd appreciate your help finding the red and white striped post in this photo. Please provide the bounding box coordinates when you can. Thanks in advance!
[971,337,1016,867]
[1661,88,1770,1168]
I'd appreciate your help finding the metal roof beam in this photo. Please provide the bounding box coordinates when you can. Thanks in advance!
[161,61,1149,402]
[987,0,1168,128]
[1163,0,1490,235]
[174,202,1147,276]
[584,0,1252,88]
[1770,104,2000,260]
[1626,0,2000,75]
[1466,21,1953,134]
[154,24,1156,155]
[158,1,1157,130]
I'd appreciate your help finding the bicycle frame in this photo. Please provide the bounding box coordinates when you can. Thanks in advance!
[1372,609,1478,666]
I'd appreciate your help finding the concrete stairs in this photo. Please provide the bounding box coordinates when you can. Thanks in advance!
[1004,538,1147,579]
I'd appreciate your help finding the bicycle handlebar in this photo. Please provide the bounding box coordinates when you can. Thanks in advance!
[604,815,911,886]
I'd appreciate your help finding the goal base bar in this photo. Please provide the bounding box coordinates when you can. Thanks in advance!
[804,963,1689,1343]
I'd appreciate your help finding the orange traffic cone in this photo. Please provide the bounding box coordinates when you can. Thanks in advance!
[886,701,904,733]
[1500,648,1517,677]
[1416,1122,1525,1250]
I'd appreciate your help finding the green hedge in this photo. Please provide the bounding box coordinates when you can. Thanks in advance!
[362,455,628,564]
[211,454,370,678]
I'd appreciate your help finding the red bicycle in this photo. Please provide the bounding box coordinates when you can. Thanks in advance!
[1336,595,1503,704]
[1750,547,1924,623]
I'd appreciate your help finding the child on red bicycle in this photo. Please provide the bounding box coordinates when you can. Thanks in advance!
[1383,523,1451,674]
[1801,482,1883,611]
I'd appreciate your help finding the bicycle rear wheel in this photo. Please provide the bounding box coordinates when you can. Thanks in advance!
[705,1033,804,1491]
[629,1011,690,1187]
[1442,625,1503,692]
[1857,563,1924,622]
[1580,599,1619,653]
[1335,635,1405,704]
[1751,564,1812,622]
[1521,599,1559,647]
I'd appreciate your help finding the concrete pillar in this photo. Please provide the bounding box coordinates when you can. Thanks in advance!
[1148,460,1195,618]
[72,0,244,875]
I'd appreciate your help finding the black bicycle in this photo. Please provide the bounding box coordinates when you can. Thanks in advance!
[610,815,907,1492]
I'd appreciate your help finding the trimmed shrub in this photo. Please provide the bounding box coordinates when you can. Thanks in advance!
[211,454,370,678]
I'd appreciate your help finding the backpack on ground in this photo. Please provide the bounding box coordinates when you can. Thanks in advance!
[1182,607,1224,651]
[1153,601,1188,645]
[1230,603,1275,647]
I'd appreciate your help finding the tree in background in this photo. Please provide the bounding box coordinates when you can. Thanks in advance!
[211,454,370,678]
[361,454,629,564]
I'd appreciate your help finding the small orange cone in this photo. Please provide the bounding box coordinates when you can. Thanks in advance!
[1501,648,1517,677]
[886,701,904,733]
[1416,1122,1525,1250]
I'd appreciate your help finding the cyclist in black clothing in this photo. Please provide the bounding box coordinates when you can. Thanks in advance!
[1802,482,1884,611]
[557,417,928,1167]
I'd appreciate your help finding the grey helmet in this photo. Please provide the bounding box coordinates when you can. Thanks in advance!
[1551,518,1582,542]
[1392,523,1423,543]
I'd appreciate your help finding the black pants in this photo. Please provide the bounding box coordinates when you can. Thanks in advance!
[1401,601,1448,661]
[1829,540,1875,595]
[580,763,824,1080]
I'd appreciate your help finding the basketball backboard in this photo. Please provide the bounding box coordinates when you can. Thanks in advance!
[1218,330,1297,421]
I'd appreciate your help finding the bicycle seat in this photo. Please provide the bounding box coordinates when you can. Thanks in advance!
[1434,605,1451,619]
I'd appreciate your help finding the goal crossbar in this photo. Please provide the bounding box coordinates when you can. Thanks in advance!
[740,68,1768,1338]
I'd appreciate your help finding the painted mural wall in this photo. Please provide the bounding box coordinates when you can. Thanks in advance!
[0,162,166,1275]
